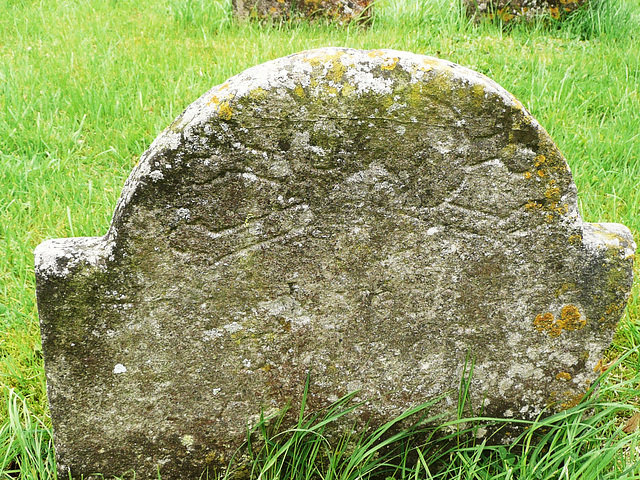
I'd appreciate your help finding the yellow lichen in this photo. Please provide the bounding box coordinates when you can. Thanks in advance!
[523,171,532,179]
[367,50,386,58]
[472,83,485,98]
[308,50,346,71]
[207,95,220,107]
[325,60,346,83]
[218,101,233,120]
[605,302,623,315]
[341,84,356,97]
[555,282,575,297]
[205,451,224,463]
[556,372,572,381]
[249,87,268,100]
[293,84,305,97]
[324,85,339,96]
[407,82,425,106]
[381,57,400,71]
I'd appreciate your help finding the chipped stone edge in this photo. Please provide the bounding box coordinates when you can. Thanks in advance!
[34,236,114,280]
[582,222,636,260]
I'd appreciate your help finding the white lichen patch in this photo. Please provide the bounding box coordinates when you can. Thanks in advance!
[203,329,223,341]
[223,322,243,334]
[34,236,114,279]
[113,364,127,374]
[583,222,636,259]
[180,434,195,448]
[149,129,181,153]
[149,170,164,182]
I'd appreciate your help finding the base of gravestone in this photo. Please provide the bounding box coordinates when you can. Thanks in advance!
[464,0,589,22]
[232,0,373,24]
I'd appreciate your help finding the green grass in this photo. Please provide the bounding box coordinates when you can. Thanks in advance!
[237,371,640,480]
[1,0,639,477]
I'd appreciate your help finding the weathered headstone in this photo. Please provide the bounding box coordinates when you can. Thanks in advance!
[464,0,588,22]
[35,48,634,479]
[232,0,372,23]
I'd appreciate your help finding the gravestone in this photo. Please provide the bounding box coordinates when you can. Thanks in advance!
[232,0,372,23]
[35,48,634,479]
[464,0,588,22]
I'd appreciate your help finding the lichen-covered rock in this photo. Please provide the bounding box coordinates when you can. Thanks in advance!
[464,0,588,22]
[35,48,634,479]
[233,0,372,23]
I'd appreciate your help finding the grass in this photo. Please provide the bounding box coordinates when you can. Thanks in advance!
[0,0,639,477]
[237,371,640,480]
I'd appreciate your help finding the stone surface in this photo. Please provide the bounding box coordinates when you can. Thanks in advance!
[232,0,372,23]
[464,0,588,22]
[35,48,635,479]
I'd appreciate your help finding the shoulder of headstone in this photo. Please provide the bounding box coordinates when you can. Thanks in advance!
[34,236,113,280]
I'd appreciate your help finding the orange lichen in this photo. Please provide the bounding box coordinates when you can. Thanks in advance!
[593,358,605,373]
[534,312,556,335]
[605,302,623,315]
[545,186,561,200]
[525,200,542,210]
[534,305,586,336]
[559,305,585,331]
[496,8,514,21]
[561,393,583,409]
[523,171,532,179]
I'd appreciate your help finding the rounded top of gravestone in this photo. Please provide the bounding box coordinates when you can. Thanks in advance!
[108,47,581,246]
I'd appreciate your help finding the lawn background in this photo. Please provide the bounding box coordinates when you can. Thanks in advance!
[0,0,639,477]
